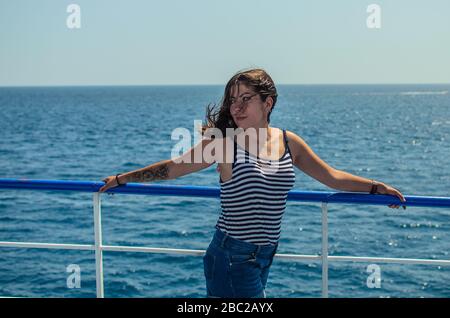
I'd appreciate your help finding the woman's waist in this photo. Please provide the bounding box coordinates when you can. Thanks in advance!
[210,227,278,256]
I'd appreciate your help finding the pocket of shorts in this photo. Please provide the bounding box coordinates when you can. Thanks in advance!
[203,252,216,280]
[230,254,255,265]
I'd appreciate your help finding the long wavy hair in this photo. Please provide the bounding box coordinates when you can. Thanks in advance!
[202,68,278,137]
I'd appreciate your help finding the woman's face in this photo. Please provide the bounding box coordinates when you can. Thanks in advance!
[229,83,272,130]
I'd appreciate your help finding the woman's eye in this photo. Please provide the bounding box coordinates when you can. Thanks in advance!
[243,97,250,102]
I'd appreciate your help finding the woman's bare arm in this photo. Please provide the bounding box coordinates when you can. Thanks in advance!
[286,130,377,191]
[285,130,406,206]
[285,130,343,189]
[118,138,217,184]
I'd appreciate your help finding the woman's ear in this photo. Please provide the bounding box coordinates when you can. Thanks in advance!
[265,96,274,113]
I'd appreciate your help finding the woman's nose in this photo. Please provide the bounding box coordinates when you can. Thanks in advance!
[232,105,245,114]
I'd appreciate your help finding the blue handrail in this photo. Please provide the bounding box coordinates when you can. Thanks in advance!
[1,178,449,208]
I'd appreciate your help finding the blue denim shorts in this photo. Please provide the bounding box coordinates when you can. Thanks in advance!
[202,228,278,298]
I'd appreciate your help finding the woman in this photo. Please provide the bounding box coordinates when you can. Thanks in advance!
[99,68,406,298]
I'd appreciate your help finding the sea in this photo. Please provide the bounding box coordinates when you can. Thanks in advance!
[0,84,449,297]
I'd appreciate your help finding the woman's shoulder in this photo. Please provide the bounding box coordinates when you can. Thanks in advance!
[284,129,302,141]
[271,126,294,136]
[283,130,307,164]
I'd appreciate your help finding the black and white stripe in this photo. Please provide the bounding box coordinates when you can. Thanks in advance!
[215,129,296,245]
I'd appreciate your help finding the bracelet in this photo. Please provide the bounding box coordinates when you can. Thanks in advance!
[370,179,378,194]
[116,173,122,185]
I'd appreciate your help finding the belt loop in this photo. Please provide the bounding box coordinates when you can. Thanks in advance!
[252,245,261,258]
[220,231,229,248]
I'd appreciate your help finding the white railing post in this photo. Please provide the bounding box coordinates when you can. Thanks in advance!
[321,202,329,298]
[93,192,104,298]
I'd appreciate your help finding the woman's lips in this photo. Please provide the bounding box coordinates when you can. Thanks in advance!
[235,116,246,121]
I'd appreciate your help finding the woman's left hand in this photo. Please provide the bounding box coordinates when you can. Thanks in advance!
[376,183,407,210]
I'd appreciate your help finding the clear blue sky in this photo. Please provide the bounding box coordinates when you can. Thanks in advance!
[1,0,449,86]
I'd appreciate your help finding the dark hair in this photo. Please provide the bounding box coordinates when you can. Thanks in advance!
[202,68,278,136]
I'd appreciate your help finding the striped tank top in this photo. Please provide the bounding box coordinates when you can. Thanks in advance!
[215,129,296,245]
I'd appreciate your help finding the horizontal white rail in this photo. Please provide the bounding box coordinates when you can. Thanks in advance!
[1,241,448,266]
[328,255,450,266]
[0,241,94,251]
[0,241,321,261]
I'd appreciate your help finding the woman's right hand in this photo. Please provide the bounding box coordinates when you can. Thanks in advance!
[99,175,120,193]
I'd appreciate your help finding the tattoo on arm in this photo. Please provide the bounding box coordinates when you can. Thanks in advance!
[129,163,170,183]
